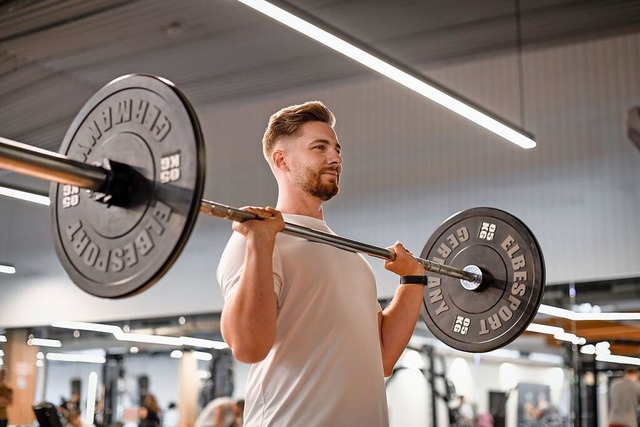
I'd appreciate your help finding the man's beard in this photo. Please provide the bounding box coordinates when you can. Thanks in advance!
[295,165,340,201]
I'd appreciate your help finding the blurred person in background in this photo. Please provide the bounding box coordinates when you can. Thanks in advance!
[139,394,161,427]
[609,367,640,427]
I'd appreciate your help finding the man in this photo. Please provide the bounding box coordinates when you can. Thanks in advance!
[609,367,640,427]
[217,101,425,426]
[0,368,12,427]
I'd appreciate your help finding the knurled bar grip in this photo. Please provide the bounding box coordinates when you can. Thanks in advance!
[0,138,481,284]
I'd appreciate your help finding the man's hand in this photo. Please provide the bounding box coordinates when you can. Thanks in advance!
[232,206,284,241]
[383,241,425,277]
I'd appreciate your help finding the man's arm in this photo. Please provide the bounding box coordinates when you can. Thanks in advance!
[378,242,425,376]
[220,207,284,364]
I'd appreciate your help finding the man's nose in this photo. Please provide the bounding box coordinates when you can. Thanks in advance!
[328,148,342,164]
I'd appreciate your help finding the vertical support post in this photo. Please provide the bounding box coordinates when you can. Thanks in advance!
[4,329,38,425]
[179,351,198,427]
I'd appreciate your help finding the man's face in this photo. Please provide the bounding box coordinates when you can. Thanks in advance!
[285,121,342,201]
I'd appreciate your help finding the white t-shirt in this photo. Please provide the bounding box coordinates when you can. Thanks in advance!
[217,214,388,427]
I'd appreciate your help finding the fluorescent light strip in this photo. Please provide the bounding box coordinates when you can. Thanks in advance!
[526,323,564,335]
[537,304,640,321]
[596,354,640,366]
[45,353,106,364]
[553,332,585,345]
[527,322,586,345]
[52,320,229,349]
[193,351,213,361]
[114,331,182,346]
[198,370,212,380]
[237,1,536,149]
[28,338,62,348]
[180,336,229,350]
[582,342,612,356]
[0,186,50,206]
[0,265,16,274]
[84,372,98,426]
[169,350,213,361]
[52,320,121,334]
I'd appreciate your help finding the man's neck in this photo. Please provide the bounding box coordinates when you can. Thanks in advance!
[276,190,324,220]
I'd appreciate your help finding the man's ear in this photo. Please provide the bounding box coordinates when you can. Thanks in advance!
[273,150,288,171]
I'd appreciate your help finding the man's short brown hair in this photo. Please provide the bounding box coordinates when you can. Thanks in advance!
[262,101,335,161]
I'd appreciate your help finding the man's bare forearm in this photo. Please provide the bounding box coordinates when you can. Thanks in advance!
[379,284,424,376]
[221,233,278,363]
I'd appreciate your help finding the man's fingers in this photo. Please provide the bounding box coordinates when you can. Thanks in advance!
[242,206,278,219]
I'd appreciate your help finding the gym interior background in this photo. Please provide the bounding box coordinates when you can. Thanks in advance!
[0,1,639,426]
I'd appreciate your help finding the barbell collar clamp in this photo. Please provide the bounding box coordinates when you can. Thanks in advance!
[459,265,484,291]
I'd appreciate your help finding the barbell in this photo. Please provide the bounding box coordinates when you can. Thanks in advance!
[0,74,545,353]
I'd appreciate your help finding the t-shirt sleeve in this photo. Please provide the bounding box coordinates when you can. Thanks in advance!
[217,232,283,304]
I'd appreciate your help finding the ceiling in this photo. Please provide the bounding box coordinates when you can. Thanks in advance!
[1,0,639,155]
[1,0,640,364]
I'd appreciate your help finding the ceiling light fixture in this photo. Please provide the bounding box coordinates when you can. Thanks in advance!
[0,265,16,275]
[0,185,50,206]
[45,353,106,364]
[236,0,536,149]
[52,321,121,334]
[526,322,586,345]
[526,323,564,335]
[52,320,229,349]
[84,372,99,426]
[0,336,6,343]
[596,354,640,366]
[27,338,62,348]
[193,351,213,361]
[537,304,640,321]
[198,370,212,380]
[553,332,585,345]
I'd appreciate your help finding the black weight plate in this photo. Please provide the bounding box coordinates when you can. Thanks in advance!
[50,74,205,298]
[419,208,545,352]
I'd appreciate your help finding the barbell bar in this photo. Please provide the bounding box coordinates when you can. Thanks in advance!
[0,74,545,352]
[0,136,482,285]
